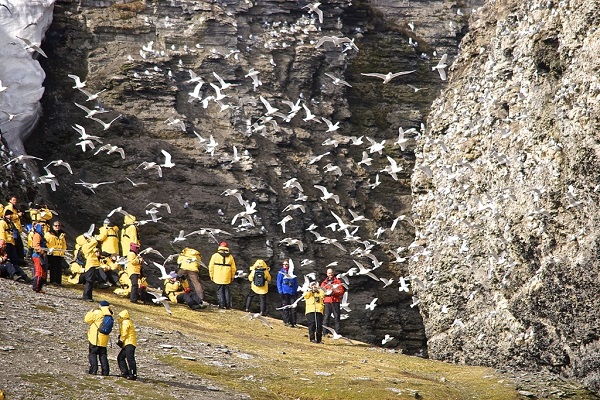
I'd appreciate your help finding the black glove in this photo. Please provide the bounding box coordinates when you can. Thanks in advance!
[117,340,124,348]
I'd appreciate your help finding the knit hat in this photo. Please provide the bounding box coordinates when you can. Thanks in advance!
[130,242,140,253]
[169,271,178,279]
[103,218,110,225]
[99,300,110,307]
[219,242,228,247]
[3,209,13,216]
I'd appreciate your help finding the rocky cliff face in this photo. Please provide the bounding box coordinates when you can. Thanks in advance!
[19,0,479,356]
[410,0,600,390]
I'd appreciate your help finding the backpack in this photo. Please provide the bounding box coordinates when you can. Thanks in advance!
[75,248,86,266]
[253,269,265,287]
[98,315,114,335]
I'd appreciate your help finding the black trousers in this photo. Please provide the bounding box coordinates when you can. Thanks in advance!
[82,268,98,300]
[280,293,297,325]
[117,344,137,377]
[129,273,139,302]
[306,312,323,342]
[245,292,267,314]
[88,343,109,375]
[323,302,342,334]
[47,255,64,285]
[216,284,232,308]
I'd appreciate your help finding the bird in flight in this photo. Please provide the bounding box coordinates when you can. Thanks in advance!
[360,70,416,84]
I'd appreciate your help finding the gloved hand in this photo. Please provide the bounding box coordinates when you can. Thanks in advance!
[117,340,124,348]
[184,287,191,294]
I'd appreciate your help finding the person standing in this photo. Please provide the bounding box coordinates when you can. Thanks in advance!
[245,259,271,315]
[208,242,236,309]
[120,214,139,256]
[321,268,345,335]
[96,218,119,256]
[81,236,101,302]
[304,281,325,343]
[31,221,48,294]
[84,300,114,376]
[45,220,67,286]
[176,247,204,300]
[126,243,143,303]
[0,210,24,268]
[4,196,25,259]
[117,309,137,380]
[276,259,298,327]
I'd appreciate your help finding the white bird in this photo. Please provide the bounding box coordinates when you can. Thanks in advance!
[125,177,147,187]
[324,72,352,87]
[107,207,130,218]
[209,83,229,101]
[74,102,108,118]
[276,296,304,310]
[366,137,386,154]
[410,295,420,308]
[322,117,340,132]
[244,68,262,90]
[360,70,416,84]
[90,114,122,130]
[407,84,427,93]
[314,185,340,204]
[0,80,7,92]
[186,69,202,83]
[380,156,403,180]
[323,326,354,344]
[330,211,355,232]
[303,2,323,24]
[212,71,235,90]
[358,151,372,167]
[171,230,186,244]
[277,215,293,233]
[94,144,125,159]
[395,128,411,151]
[188,82,204,102]
[146,291,172,315]
[340,291,351,312]
[139,247,165,259]
[2,154,42,167]
[67,74,86,89]
[16,35,47,58]
[365,297,378,311]
[75,140,96,152]
[432,53,448,80]
[137,161,163,177]
[279,237,304,252]
[352,260,379,281]
[146,202,171,213]
[302,104,321,123]
[78,87,107,101]
[368,174,381,189]
[348,209,368,223]
[380,277,394,289]
[243,312,273,329]
[282,99,302,114]
[308,152,330,165]
[399,276,410,292]
[381,334,394,345]
[75,180,115,194]
[259,96,279,115]
[283,178,304,192]
[45,159,73,174]
[282,204,306,213]
[152,261,173,279]
[161,149,175,168]
[72,124,102,143]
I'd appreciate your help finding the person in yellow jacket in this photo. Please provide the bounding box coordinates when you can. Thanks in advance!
[117,309,137,380]
[208,242,236,309]
[45,220,67,286]
[81,236,101,302]
[0,210,24,267]
[126,242,143,303]
[84,300,114,375]
[163,271,207,310]
[96,218,120,255]
[5,196,25,259]
[176,247,204,300]
[304,281,326,343]
[245,259,271,315]
[120,214,139,256]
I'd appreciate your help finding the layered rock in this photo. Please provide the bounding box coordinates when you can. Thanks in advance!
[411,0,600,390]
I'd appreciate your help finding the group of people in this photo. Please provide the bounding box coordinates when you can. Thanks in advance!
[84,300,137,380]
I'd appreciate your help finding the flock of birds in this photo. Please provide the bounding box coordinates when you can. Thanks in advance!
[0,0,466,346]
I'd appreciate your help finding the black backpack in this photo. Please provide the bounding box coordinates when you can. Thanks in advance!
[98,315,114,335]
[75,248,87,266]
[253,269,265,287]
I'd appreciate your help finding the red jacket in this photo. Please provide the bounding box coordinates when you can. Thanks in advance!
[321,277,345,303]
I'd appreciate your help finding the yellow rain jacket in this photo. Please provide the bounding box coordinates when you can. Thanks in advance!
[84,304,113,346]
[96,224,119,255]
[120,215,139,256]
[208,245,236,285]
[248,259,271,294]
[163,278,190,302]
[0,218,16,245]
[118,309,137,347]
[177,248,201,272]
[126,251,142,276]
[304,287,325,314]
[81,237,100,272]
[4,203,21,231]
[45,230,67,257]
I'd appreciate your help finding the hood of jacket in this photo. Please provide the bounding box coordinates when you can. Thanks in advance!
[217,246,230,255]
[118,309,130,322]
[252,259,268,270]
[123,214,136,225]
